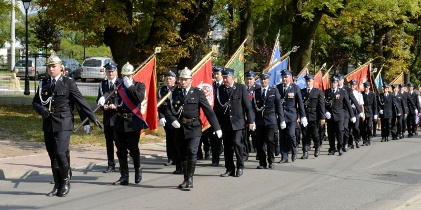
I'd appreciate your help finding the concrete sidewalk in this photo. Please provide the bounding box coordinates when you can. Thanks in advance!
[0,140,167,180]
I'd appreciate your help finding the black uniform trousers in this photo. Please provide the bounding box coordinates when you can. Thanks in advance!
[301,121,320,150]
[381,117,392,138]
[392,115,401,138]
[103,125,116,166]
[115,130,140,159]
[245,129,257,152]
[343,115,350,147]
[222,129,245,172]
[407,114,417,135]
[177,127,200,161]
[164,125,177,161]
[44,130,72,168]
[197,129,211,159]
[256,125,277,166]
[210,133,222,164]
[280,121,297,159]
[348,109,360,145]
[361,116,373,142]
[327,119,344,151]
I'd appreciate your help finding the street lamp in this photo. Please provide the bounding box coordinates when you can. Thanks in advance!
[22,0,31,95]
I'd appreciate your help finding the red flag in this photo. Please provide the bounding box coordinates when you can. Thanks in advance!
[133,57,158,131]
[345,65,370,91]
[321,72,330,91]
[314,70,322,89]
[192,58,213,130]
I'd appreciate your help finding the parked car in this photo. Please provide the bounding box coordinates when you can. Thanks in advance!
[80,57,114,82]
[62,58,81,80]
[14,58,47,79]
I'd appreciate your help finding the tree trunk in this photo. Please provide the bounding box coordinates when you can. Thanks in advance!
[240,0,254,73]
[289,10,324,75]
[178,0,214,69]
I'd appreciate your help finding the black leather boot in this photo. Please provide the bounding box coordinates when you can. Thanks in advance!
[114,158,129,185]
[47,167,61,197]
[133,156,142,184]
[66,150,72,179]
[57,165,71,197]
[301,146,309,159]
[186,161,196,189]
[178,161,188,189]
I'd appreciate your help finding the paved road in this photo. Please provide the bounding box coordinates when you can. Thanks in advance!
[1,136,421,209]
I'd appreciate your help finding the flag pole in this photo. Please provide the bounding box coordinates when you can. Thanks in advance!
[225,38,248,68]
[296,62,310,77]
[255,46,299,79]
[157,51,213,107]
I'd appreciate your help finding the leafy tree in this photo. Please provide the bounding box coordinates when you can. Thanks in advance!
[32,12,61,53]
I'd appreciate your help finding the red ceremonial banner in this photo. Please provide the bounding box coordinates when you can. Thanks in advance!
[321,72,330,91]
[314,70,323,89]
[345,65,370,91]
[133,57,158,131]
[192,58,213,130]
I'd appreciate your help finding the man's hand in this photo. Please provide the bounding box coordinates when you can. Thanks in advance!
[123,76,133,87]
[159,118,166,126]
[41,108,50,118]
[325,112,331,119]
[248,123,256,131]
[215,130,223,138]
[379,110,383,114]
[301,117,308,127]
[374,115,378,120]
[97,96,105,106]
[350,117,356,123]
[171,120,181,128]
[280,121,286,129]
[320,119,326,126]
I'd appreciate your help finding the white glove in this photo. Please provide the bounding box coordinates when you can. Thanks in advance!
[159,118,166,126]
[280,121,286,129]
[415,109,418,114]
[97,96,106,106]
[123,76,133,87]
[397,113,401,116]
[251,123,256,131]
[359,113,365,118]
[351,117,356,123]
[83,125,90,134]
[379,110,383,114]
[374,115,378,120]
[171,120,180,128]
[301,117,308,127]
[215,130,223,138]
[325,112,331,119]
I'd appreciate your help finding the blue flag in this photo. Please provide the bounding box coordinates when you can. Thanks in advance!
[296,68,308,89]
[374,72,383,92]
[270,38,281,64]
[268,57,289,87]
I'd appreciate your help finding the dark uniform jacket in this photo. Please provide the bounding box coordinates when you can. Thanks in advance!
[97,78,121,126]
[324,88,354,121]
[214,83,255,131]
[361,91,377,117]
[378,92,401,119]
[164,86,221,139]
[398,92,409,115]
[157,85,177,129]
[115,81,148,132]
[301,87,326,122]
[252,87,284,126]
[276,83,305,122]
[340,86,362,117]
[33,76,96,132]
[246,84,261,101]
[408,90,420,114]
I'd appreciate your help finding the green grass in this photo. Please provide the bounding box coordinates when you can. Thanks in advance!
[0,105,165,146]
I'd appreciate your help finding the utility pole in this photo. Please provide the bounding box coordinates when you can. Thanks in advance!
[10,0,15,71]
